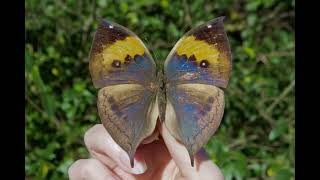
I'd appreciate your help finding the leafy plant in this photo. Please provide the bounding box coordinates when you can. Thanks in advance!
[26,0,295,179]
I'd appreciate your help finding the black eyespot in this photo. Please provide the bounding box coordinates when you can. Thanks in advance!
[133,55,141,63]
[134,54,140,59]
[189,55,196,61]
[124,55,132,64]
[200,60,209,68]
[188,55,197,65]
[112,60,121,68]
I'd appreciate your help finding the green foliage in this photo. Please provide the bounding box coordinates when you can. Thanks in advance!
[26,0,295,179]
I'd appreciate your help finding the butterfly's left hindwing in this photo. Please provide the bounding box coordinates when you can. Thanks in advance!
[163,17,232,165]
[97,84,158,167]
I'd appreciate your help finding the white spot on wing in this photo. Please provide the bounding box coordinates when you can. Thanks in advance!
[207,24,212,28]
[109,25,114,28]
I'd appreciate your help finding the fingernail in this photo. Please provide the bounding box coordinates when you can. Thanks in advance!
[131,158,147,174]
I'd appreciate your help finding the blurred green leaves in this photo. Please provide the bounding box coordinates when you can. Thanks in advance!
[26,0,294,179]
[268,119,288,141]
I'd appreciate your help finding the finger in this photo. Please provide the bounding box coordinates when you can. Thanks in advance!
[196,149,224,180]
[160,123,224,179]
[160,123,196,177]
[68,158,120,180]
[84,124,147,174]
[91,150,139,180]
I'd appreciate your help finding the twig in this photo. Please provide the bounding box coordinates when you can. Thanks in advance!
[149,40,175,51]
[269,51,295,57]
[257,50,294,64]
[92,0,97,20]
[257,107,275,127]
[229,135,258,149]
[182,0,192,26]
[279,11,295,19]
[25,94,46,115]
[56,0,78,16]
[267,80,295,113]
[256,95,276,126]
[25,94,61,128]
[262,3,285,23]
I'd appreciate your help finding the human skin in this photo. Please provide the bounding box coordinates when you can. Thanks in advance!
[68,122,224,180]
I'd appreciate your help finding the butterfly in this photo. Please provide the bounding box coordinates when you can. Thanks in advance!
[88,16,232,167]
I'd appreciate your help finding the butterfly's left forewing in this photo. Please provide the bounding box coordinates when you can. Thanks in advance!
[89,20,156,88]
[164,17,232,166]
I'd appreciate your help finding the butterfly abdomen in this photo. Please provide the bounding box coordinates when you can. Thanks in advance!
[156,70,167,122]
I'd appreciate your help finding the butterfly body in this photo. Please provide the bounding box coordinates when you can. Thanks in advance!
[89,17,232,167]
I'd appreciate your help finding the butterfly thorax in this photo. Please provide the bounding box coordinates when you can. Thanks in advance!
[154,70,166,122]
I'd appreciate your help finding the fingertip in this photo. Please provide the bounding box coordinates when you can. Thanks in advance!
[197,158,225,180]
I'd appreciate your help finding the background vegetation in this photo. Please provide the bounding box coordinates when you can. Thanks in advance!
[26,0,295,179]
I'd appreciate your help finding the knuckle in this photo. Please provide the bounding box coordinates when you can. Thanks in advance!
[84,124,103,147]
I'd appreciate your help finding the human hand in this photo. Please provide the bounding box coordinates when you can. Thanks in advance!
[68,122,224,180]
